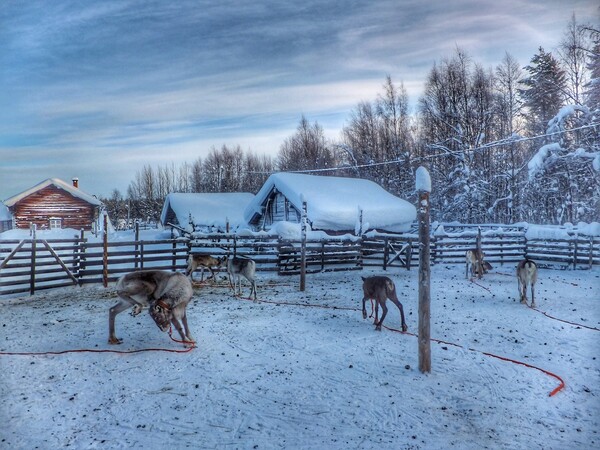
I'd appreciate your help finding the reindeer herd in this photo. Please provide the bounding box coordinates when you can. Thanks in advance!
[107,248,539,346]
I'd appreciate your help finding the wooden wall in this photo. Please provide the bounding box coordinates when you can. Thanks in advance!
[261,192,301,229]
[11,185,98,230]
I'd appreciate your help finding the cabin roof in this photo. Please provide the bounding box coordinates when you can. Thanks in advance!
[3,178,103,207]
[160,192,255,229]
[244,172,417,232]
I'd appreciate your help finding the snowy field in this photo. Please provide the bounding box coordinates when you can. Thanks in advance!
[1,264,598,449]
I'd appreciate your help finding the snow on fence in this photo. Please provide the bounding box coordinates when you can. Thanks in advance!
[1,226,598,297]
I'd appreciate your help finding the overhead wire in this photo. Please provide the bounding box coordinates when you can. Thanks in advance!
[247,121,600,175]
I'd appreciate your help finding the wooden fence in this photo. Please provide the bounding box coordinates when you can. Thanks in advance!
[1,228,598,296]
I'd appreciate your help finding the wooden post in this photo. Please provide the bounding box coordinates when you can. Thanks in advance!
[416,167,431,374]
[134,222,140,269]
[78,229,85,284]
[300,200,307,292]
[357,207,363,236]
[383,237,389,270]
[103,215,109,287]
[172,239,177,272]
[573,234,578,270]
[30,224,36,295]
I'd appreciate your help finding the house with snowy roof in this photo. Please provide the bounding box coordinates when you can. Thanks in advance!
[244,173,417,234]
[160,192,255,233]
[3,178,104,231]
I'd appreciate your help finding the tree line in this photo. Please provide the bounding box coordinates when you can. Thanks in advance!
[103,15,599,228]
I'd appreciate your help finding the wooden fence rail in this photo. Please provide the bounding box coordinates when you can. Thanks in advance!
[1,230,598,297]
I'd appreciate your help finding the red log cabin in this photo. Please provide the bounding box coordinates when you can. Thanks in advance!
[4,178,104,231]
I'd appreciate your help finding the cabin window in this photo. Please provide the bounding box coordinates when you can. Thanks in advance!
[49,218,62,229]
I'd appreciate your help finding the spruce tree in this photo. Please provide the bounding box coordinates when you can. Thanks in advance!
[519,47,567,137]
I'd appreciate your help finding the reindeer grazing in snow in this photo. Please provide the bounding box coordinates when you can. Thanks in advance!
[109,270,195,346]
[465,249,492,279]
[186,254,226,282]
[361,276,408,332]
[517,259,538,307]
[226,255,257,301]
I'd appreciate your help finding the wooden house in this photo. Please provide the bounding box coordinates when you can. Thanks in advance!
[244,173,417,234]
[4,178,104,231]
[160,192,255,233]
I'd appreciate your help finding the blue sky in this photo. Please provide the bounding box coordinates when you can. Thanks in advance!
[0,0,597,200]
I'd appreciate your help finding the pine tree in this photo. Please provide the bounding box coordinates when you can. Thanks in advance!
[519,47,567,137]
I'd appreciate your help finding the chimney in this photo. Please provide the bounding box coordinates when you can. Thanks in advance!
[72,177,79,188]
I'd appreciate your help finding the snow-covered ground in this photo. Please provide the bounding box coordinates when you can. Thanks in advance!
[1,263,598,449]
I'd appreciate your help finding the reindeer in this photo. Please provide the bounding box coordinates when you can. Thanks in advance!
[361,276,408,332]
[109,270,195,346]
[226,255,257,301]
[465,249,492,279]
[186,254,226,282]
[517,259,538,307]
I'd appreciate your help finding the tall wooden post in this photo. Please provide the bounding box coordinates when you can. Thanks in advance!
[30,223,36,295]
[103,215,109,288]
[416,167,431,373]
[300,200,307,292]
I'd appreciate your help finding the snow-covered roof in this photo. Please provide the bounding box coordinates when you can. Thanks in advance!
[160,192,255,230]
[3,178,103,207]
[244,172,417,233]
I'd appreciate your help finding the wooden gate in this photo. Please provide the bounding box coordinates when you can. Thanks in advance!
[0,237,83,295]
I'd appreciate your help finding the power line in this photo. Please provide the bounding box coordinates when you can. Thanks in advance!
[249,122,599,175]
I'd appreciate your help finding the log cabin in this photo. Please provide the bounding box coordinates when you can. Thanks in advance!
[3,178,104,231]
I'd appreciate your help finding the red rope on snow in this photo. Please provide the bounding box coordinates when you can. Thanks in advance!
[469,278,492,293]
[529,306,600,332]
[0,327,195,357]
[0,345,194,356]
[237,295,566,397]
[382,325,565,397]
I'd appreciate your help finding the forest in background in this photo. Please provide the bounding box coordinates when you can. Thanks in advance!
[103,16,599,228]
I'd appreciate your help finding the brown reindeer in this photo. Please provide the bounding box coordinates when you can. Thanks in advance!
[361,276,408,332]
[465,249,492,279]
[186,254,226,282]
[109,270,194,346]
[517,259,538,307]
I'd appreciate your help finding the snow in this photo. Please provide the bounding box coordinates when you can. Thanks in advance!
[1,262,598,449]
[160,193,255,232]
[527,143,562,179]
[526,222,600,240]
[415,166,431,193]
[245,173,417,233]
[3,178,103,207]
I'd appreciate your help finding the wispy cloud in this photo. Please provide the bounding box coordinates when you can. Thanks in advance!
[1,0,597,199]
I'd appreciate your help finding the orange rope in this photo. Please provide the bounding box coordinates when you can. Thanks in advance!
[530,306,600,331]
[0,327,195,356]
[0,346,194,356]
[167,326,197,347]
[239,296,566,397]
